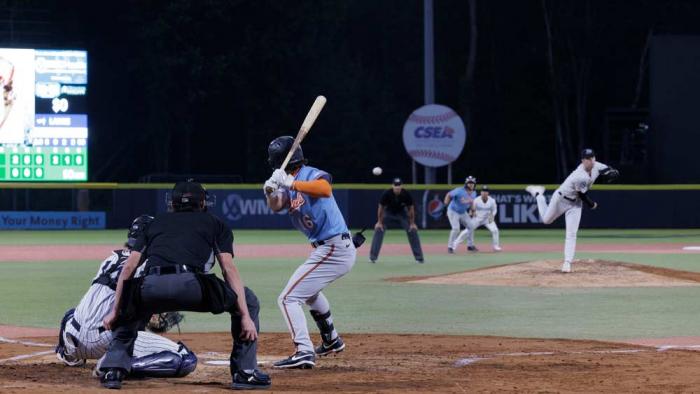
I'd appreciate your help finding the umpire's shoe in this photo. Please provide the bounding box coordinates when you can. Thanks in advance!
[101,368,125,389]
[315,336,345,357]
[272,351,315,369]
[231,369,271,390]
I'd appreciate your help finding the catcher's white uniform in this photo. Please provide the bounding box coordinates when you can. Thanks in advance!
[59,250,188,366]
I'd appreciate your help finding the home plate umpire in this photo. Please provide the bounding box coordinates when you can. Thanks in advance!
[98,180,270,390]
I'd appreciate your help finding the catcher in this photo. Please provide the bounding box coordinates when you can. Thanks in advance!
[55,215,197,378]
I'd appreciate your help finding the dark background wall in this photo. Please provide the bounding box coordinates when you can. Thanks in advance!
[650,35,700,183]
[1,0,700,183]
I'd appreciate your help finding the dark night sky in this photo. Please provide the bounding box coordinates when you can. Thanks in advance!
[3,0,700,183]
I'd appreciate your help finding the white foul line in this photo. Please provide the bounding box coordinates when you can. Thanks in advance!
[0,350,54,364]
[0,336,54,348]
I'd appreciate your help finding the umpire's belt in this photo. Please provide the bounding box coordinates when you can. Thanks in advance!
[558,191,577,203]
[311,232,350,248]
[70,318,106,334]
[147,265,198,276]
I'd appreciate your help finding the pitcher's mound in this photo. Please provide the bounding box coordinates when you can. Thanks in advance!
[407,259,700,288]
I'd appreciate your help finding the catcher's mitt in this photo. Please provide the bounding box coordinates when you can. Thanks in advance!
[147,312,185,333]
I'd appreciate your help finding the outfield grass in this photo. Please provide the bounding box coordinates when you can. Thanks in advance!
[1,229,700,341]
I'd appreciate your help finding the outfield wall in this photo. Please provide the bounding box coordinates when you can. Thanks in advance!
[0,183,698,229]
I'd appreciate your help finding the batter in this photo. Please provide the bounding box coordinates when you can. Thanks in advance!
[265,136,356,369]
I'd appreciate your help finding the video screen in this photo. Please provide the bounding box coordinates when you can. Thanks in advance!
[0,48,87,181]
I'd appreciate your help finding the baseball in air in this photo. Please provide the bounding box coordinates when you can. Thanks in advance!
[372,167,383,176]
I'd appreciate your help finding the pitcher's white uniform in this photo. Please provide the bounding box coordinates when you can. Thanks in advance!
[455,196,500,250]
[533,161,609,271]
[60,250,186,365]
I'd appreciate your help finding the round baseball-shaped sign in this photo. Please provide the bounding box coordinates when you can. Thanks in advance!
[402,104,466,167]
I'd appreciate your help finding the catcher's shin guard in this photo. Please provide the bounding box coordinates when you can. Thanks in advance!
[130,347,197,378]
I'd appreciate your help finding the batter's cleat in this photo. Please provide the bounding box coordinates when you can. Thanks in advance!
[493,245,502,252]
[369,259,376,264]
[447,247,454,254]
[525,185,545,197]
[561,261,572,273]
[272,351,315,369]
[231,369,271,390]
[416,258,425,263]
[315,336,345,357]
[101,368,125,389]
[467,246,478,252]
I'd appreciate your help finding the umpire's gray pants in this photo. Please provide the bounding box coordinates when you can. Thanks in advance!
[100,273,260,376]
[369,212,424,262]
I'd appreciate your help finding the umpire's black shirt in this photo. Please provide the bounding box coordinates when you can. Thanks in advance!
[379,189,414,215]
[132,212,233,271]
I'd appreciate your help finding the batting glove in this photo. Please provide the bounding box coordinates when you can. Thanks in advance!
[264,178,278,195]
[271,169,295,189]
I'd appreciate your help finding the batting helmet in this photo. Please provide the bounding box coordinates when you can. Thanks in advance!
[126,214,154,249]
[170,179,209,212]
[268,136,306,170]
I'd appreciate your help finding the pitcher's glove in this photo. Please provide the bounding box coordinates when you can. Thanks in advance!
[147,312,184,333]
[598,167,620,183]
[352,228,367,248]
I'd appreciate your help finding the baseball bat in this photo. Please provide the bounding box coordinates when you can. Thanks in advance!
[279,95,326,171]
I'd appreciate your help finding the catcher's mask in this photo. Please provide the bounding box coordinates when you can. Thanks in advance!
[267,135,306,171]
[126,214,154,249]
[167,179,215,212]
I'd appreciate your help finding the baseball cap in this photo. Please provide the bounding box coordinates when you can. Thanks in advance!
[465,176,477,184]
[581,148,596,159]
[481,185,489,192]
[392,177,402,186]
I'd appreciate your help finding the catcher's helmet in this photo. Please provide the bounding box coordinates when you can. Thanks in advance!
[268,136,306,170]
[126,214,154,249]
[170,179,209,212]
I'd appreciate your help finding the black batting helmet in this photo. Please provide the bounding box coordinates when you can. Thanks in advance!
[170,179,208,212]
[126,214,154,249]
[268,136,306,170]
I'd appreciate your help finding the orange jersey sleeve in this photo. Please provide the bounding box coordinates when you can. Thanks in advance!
[292,179,332,198]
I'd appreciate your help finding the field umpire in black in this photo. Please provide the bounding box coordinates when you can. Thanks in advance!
[369,178,424,263]
[99,180,270,390]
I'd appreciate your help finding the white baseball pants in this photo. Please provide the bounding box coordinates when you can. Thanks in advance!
[454,217,500,249]
[536,192,582,264]
[278,234,356,353]
[63,316,181,361]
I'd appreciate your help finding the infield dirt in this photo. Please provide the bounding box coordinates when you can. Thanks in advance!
[4,332,700,392]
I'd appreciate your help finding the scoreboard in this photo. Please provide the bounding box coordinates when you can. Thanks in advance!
[0,48,88,181]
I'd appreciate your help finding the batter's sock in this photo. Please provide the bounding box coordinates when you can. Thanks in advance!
[310,309,338,344]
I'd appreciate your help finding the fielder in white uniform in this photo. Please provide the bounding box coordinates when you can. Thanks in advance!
[445,176,478,253]
[265,136,356,370]
[526,149,619,272]
[453,185,501,251]
[55,216,197,378]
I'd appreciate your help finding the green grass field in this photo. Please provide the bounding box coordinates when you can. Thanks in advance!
[1,229,700,341]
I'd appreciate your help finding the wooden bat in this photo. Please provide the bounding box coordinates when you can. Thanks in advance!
[279,95,326,171]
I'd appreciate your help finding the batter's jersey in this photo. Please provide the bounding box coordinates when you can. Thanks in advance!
[73,250,131,330]
[473,196,497,221]
[286,165,348,243]
[557,161,609,199]
[447,187,477,214]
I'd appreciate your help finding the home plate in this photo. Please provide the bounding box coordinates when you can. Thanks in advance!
[683,246,700,251]
[204,355,283,367]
